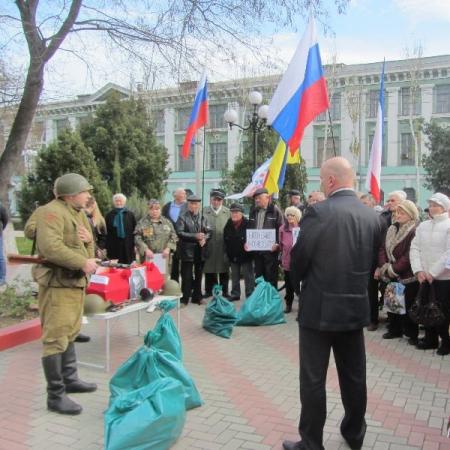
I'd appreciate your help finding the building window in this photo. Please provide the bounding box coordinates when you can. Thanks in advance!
[316,136,340,167]
[76,115,92,129]
[368,133,387,166]
[209,104,227,129]
[366,91,378,118]
[209,142,227,170]
[178,145,195,171]
[316,93,341,122]
[400,133,415,166]
[400,87,421,116]
[177,107,192,131]
[434,84,450,114]
[404,187,416,203]
[54,118,70,137]
[153,109,165,133]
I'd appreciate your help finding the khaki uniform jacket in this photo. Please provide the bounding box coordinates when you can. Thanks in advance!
[31,199,94,288]
[203,206,230,273]
[134,215,178,260]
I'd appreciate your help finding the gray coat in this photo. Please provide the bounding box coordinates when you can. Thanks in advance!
[203,205,230,273]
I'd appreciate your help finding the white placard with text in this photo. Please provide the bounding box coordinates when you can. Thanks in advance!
[292,227,300,244]
[246,229,276,251]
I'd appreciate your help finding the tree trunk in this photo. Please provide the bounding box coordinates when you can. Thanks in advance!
[0,60,44,208]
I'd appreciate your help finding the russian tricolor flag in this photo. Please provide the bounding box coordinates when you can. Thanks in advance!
[268,18,329,155]
[181,72,208,159]
[365,61,385,203]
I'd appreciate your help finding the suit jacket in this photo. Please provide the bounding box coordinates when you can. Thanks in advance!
[290,190,381,331]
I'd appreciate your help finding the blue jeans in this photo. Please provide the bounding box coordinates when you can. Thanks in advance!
[0,235,5,284]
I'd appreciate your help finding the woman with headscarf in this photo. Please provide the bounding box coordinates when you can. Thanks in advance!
[410,193,450,355]
[105,193,137,264]
[84,197,107,260]
[375,199,420,344]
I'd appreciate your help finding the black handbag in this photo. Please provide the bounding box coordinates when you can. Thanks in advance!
[408,282,446,327]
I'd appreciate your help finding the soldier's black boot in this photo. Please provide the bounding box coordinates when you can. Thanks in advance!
[62,342,97,393]
[42,353,82,415]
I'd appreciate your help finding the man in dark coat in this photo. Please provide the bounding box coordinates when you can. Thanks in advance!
[284,157,381,450]
[175,194,211,305]
[105,193,137,264]
[162,187,187,281]
[223,203,254,300]
[247,188,283,287]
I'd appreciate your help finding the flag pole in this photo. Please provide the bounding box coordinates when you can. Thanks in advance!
[201,126,207,211]
[327,110,336,156]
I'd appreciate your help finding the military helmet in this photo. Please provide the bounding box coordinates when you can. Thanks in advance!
[84,294,109,315]
[54,173,93,197]
[161,279,182,297]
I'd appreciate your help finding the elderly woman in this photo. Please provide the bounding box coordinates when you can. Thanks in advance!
[105,193,137,264]
[84,197,107,260]
[410,193,450,355]
[375,200,420,343]
[134,199,178,274]
[279,206,302,313]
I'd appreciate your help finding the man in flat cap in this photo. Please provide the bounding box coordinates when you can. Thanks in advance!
[288,189,305,211]
[247,188,283,287]
[203,189,230,297]
[224,203,255,300]
[175,194,211,305]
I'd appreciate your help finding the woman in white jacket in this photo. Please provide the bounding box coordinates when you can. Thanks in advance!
[410,193,450,355]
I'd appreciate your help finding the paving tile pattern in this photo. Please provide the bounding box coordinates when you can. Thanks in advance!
[1,293,450,450]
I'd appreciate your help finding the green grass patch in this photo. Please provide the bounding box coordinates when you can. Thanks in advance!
[16,237,33,255]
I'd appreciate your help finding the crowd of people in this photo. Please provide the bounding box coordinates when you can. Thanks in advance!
[20,165,450,425]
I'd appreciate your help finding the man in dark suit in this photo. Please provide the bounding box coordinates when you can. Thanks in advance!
[284,157,381,450]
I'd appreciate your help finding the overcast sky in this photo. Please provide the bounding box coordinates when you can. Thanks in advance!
[4,0,450,102]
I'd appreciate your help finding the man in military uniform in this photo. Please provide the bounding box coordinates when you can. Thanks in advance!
[134,199,178,274]
[30,173,98,415]
[203,189,230,297]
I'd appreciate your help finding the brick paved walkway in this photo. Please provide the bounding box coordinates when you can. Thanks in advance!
[1,274,450,449]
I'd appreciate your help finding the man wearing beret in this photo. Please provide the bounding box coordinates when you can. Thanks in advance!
[203,189,230,297]
[247,188,283,287]
[175,194,211,305]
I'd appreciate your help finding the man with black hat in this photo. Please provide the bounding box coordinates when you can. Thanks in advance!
[175,194,211,305]
[288,189,304,211]
[203,189,230,297]
[224,203,255,300]
[247,188,283,287]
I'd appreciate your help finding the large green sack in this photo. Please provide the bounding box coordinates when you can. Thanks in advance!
[202,285,238,338]
[145,300,182,360]
[109,346,203,410]
[104,377,186,450]
[236,276,286,326]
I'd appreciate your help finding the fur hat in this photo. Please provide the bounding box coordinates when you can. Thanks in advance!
[284,206,302,222]
[428,192,450,211]
[397,200,419,222]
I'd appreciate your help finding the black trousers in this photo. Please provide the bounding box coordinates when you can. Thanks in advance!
[284,270,300,302]
[254,251,279,287]
[170,253,181,282]
[298,326,367,450]
[180,260,204,304]
[204,272,229,296]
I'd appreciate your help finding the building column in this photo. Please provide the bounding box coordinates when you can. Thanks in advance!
[386,86,399,166]
[227,102,241,170]
[164,108,175,171]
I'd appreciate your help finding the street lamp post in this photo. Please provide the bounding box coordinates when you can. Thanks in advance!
[224,91,269,171]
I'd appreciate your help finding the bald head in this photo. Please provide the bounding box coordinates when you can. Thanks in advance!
[320,157,355,197]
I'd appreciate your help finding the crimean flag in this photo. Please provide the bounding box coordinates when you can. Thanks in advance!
[264,140,288,194]
[268,17,329,156]
[181,72,208,159]
[365,61,385,203]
